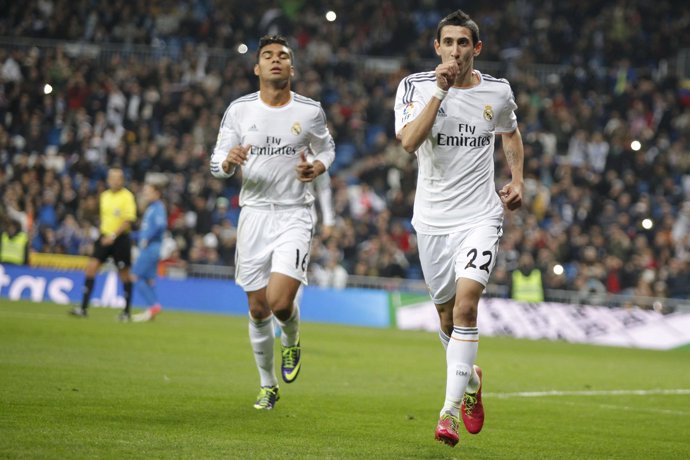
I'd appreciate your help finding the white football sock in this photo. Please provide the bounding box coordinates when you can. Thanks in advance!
[276,303,300,347]
[441,326,479,416]
[466,365,481,394]
[248,314,277,387]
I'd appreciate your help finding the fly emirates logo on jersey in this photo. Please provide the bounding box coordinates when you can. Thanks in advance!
[436,123,491,148]
[251,136,299,156]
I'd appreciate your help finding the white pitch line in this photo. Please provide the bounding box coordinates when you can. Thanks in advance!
[587,402,689,416]
[548,398,690,416]
[488,389,690,398]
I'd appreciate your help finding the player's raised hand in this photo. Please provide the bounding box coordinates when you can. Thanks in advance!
[435,61,458,91]
[222,144,251,173]
[499,180,523,211]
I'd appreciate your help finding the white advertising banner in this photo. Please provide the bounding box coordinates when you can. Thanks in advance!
[396,298,690,350]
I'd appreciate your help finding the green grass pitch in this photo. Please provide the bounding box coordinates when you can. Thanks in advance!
[1,300,689,459]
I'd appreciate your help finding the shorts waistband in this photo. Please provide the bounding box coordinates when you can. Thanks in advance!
[244,203,312,212]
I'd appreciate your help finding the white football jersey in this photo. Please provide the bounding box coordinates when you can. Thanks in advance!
[394,70,518,234]
[211,92,335,207]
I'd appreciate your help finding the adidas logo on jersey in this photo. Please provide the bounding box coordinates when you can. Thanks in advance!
[438,107,447,117]
[249,124,258,131]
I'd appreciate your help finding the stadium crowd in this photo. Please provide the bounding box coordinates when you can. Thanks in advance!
[1,0,690,304]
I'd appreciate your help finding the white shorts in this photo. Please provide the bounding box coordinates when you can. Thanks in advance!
[235,205,314,292]
[417,223,503,304]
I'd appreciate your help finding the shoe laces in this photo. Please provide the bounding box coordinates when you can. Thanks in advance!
[463,393,478,415]
[256,387,277,406]
[440,412,459,431]
[282,346,299,367]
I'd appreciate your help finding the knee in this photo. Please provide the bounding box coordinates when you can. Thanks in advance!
[85,261,99,278]
[269,297,293,322]
[248,299,270,321]
[134,278,150,288]
[437,311,454,335]
[453,300,478,326]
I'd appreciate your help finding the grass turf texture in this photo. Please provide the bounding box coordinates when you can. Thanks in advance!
[1,300,689,459]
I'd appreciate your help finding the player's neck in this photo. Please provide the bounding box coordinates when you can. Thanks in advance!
[259,85,292,107]
[453,69,479,89]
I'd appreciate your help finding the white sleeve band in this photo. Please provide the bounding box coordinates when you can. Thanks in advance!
[432,87,448,101]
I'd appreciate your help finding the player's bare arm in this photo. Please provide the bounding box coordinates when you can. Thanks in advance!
[398,62,458,153]
[222,144,252,173]
[499,128,525,211]
[295,151,325,183]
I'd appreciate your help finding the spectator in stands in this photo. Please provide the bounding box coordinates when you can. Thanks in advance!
[665,258,690,300]
[55,214,84,254]
[510,252,545,303]
[312,255,349,289]
[0,219,29,265]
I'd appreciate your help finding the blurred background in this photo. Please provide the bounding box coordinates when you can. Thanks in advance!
[1,0,690,312]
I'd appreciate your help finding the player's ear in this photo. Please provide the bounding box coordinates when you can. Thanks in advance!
[434,39,442,57]
[290,65,295,78]
[254,63,260,76]
[474,40,483,57]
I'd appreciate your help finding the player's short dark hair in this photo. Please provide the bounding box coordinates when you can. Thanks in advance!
[436,10,480,45]
[256,35,293,63]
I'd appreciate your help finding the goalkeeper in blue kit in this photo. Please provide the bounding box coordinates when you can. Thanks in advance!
[132,182,167,322]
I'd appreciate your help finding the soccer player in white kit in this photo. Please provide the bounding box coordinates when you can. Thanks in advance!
[210,35,335,410]
[394,10,524,447]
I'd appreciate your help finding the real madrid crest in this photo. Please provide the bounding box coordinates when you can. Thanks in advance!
[483,105,494,121]
[291,122,302,135]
